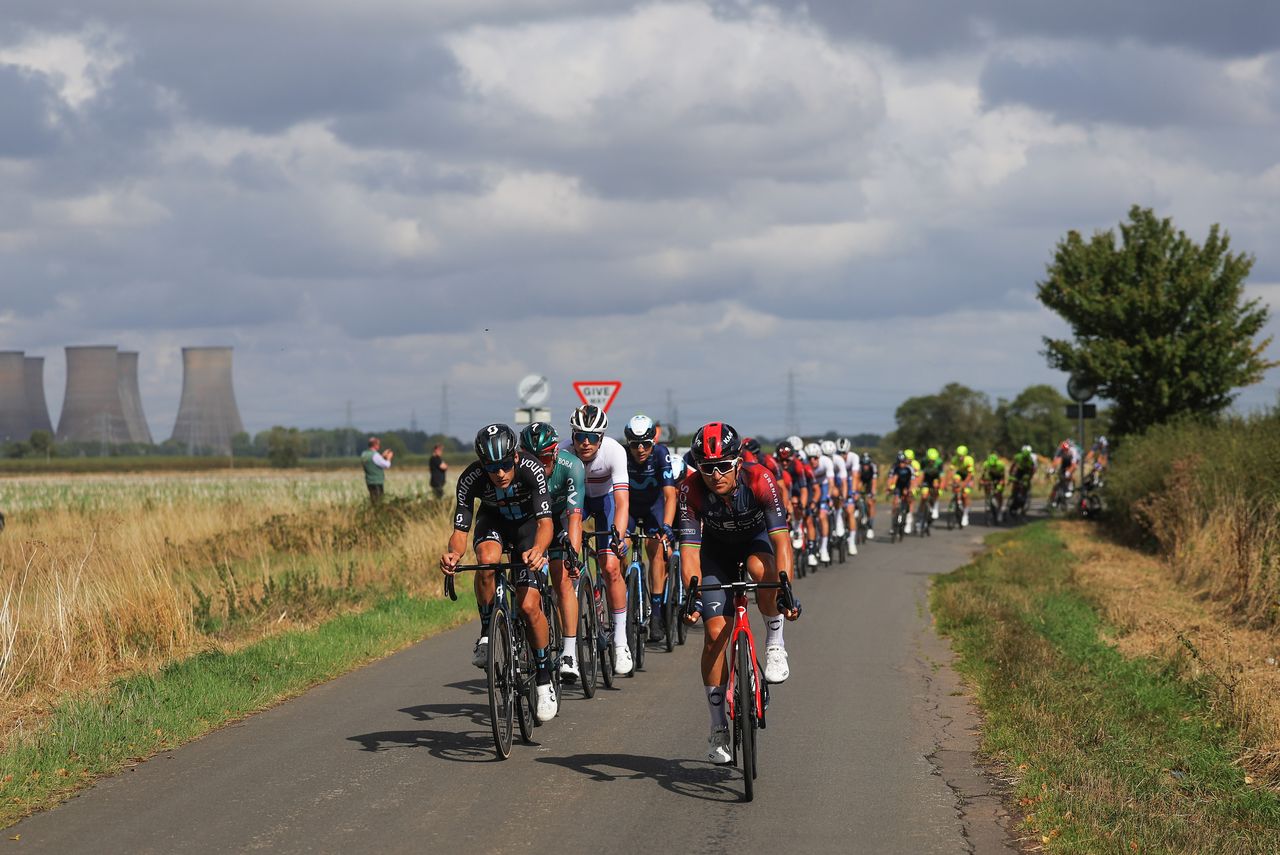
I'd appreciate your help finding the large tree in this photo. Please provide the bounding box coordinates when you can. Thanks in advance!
[1038,206,1275,438]
[889,383,996,455]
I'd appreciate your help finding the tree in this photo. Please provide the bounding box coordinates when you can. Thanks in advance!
[1038,206,1276,438]
[889,383,996,454]
[28,430,55,459]
[265,426,307,468]
[994,385,1072,456]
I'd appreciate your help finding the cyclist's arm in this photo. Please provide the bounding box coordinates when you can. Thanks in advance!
[566,456,586,553]
[521,457,554,566]
[676,482,703,595]
[568,509,583,555]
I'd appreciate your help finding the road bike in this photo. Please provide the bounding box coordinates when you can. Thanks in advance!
[444,560,552,760]
[666,546,688,647]
[852,492,869,545]
[685,567,797,803]
[889,493,909,543]
[914,488,933,537]
[1078,466,1104,519]
[1006,478,1031,523]
[1047,471,1073,514]
[561,545,599,698]
[984,484,1004,526]
[624,530,656,674]
[945,483,964,530]
[582,531,619,689]
[829,503,848,564]
[789,514,808,579]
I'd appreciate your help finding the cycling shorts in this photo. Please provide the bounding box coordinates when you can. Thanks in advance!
[627,494,667,537]
[694,533,773,622]
[472,510,546,592]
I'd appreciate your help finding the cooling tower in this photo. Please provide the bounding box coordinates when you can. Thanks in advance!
[23,356,53,435]
[116,351,153,444]
[0,351,29,442]
[57,346,131,444]
[169,347,244,454]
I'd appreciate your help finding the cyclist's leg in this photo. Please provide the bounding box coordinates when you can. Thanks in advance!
[549,558,579,666]
[471,514,505,640]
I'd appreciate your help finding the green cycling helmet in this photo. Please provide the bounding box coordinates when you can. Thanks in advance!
[519,422,559,457]
[986,453,999,467]
[926,447,940,461]
[904,449,916,460]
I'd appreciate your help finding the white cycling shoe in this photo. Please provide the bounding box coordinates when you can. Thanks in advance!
[707,727,732,764]
[472,637,488,670]
[819,545,830,563]
[931,505,939,520]
[961,510,970,527]
[806,552,818,567]
[847,534,857,556]
[559,655,579,684]
[764,645,790,684]
[904,517,913,534]
[866,528,874,540]
[613,644,634,675]
[535,683,558,722]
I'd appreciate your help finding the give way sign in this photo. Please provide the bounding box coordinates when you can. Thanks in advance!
[573,381,622,413]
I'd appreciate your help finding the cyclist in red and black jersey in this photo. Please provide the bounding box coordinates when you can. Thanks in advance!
[743,437,791,513]
[679,423,799,764]
[775,440,810,521]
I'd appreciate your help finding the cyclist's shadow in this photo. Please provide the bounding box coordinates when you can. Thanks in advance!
[347,695,512,763]
[536,753,740,803]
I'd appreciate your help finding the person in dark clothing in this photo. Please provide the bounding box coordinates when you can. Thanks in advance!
[429,443,448,499]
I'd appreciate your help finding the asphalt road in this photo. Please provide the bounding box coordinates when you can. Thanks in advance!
[11,522,1018,854]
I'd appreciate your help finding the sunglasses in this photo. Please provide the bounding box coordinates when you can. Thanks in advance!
[482,459,516,473]
[698,459,739,476]
[537,448,558,464]
[627,440,654,450]
[573,431,603,444]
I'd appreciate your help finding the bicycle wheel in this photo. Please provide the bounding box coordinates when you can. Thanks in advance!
[626,568,643,675]
[515,630,536,742]
[735,636,756,802]
[662,572,677,653]
[486,608,514,760]
[544,585,562,671]
[576,579,598,698]
[674,569,688,646]
[594,579,615,689]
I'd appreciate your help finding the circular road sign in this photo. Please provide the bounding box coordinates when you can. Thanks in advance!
[518,374,550,407]
[1067,374,1097,402]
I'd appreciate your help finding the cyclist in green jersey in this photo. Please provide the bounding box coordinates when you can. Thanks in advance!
[919,448,945,521]
[980,453,1007,523]
[520,423,587,683]
[947,445,976,527]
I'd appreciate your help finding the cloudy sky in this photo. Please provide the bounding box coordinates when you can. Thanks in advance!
[3,0,1278,439]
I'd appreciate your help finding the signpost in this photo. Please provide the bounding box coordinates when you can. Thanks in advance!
[1066,374,1098,491]
[515,374,551,426]
[572,381,622,413]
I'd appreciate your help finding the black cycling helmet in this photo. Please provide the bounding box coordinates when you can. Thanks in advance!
[895,451,907,464]
[519,422,559,457]
[475,423,518,464]
[776,440,794,458]
[690,422,742,463]
[742,436,762,455]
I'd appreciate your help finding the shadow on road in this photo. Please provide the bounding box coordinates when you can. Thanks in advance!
[346,727,497,763]
[536,753,741,803]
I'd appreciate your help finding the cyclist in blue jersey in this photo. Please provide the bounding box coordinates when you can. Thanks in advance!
[624,414,678,643]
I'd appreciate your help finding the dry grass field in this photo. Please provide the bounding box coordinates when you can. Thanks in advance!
[0,470,456,734]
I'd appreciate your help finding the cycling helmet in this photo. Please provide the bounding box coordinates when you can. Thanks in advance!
[1021,445,1033,455]
[820,439,837,457]
[804,442,822,458]
[787,435,804,453]
[519,422,559,457]
[986,453,999,466]
[624,414,657,443]
[956,445,969,457]
[926,447,940,461]
[570,405,608,433]
[776,440,795,458]
[742,436,762,455]
[904,449,916,461]
[475,423,517,463]
[1097,436,1108,447]
[895,451,907,464]
[1060,439,1071,451]
[836,437,851,453]
[861,452,872,464]
[691,422,742,463]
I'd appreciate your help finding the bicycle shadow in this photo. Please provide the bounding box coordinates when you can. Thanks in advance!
[346,726,498,763]
[536,753,741,803]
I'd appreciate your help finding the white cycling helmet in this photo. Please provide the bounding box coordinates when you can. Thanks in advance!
[624,414,656,442]
[1021,445,1033,455]
[820,439,837,456]
[835,437,851,453]
[570,405,608,433]
[787,435,804,452]
[804,442,822,458]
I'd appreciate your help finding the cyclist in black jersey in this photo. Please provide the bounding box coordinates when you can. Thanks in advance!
[441,424,558,722]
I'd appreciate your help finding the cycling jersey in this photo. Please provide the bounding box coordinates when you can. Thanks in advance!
[830,454,848,493]
[578,436,629,498]
[858,461,877,492]
[982,461,1006,483]
[547,449,585,519]
[678,462,789,546]
[627,442,675,532]
[951,455,975,478]
[920,460,945,486]
[453,456,552,530]
[808,454,835,501]
[887,462,915,495]
[780,456,810,497]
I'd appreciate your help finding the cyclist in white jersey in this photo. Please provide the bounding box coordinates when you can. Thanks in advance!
[836,438,860,554]
[804,442,835,564]
[568,405,635,674]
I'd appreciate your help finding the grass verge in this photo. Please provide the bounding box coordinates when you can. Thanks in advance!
[0,592,472,827]
[932,521,1280,853]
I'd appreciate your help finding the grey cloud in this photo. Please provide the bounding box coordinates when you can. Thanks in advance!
[0,65,63,156]
[980,43,1274,128]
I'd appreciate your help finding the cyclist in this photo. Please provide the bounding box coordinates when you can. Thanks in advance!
[919,448,945,522]
[901,449,921,533]
[775,439,810,529]
[678,422,798,763]
[440,424,558,722]
[1009,445,1036,516]
[743,437,789,498]
[947,445,976,527]
[980,453,1007,523]
[804,442,835,563]
[1052,439,1079,500]
[623,414,678,644]
[1086,435,1110,472]
[857,452,878,538]
[821,439,848,532]
[519,422,586,683]
[835,438,860,553]
[885,451,915,536]
[568,405,635,675]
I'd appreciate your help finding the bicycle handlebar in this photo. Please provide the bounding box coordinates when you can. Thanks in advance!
[682,570,797,619]
[442,562,530,601]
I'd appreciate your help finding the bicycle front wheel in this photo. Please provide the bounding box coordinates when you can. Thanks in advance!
[735,636,756,802]
[662,573,677,653]
[577,578,598,698]
[626,568,643,674]
[486,608,514,760]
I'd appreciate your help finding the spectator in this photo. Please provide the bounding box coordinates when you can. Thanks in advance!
[361,437,394,503]
[428,443,448,499]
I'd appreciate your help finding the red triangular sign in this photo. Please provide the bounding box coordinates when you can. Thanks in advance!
[573,381,622,413]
